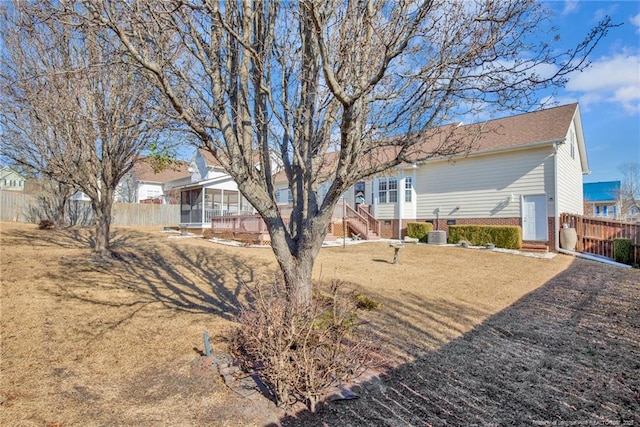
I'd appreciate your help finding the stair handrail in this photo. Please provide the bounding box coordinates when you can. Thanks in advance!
[345,204,369,237]
[357,205,380,236]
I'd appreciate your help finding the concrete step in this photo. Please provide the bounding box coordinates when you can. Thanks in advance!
[521,243,549,253]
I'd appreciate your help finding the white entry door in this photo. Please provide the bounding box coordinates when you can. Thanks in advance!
[522,195,548,241]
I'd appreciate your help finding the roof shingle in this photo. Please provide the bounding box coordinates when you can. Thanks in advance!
[133,158,191,183]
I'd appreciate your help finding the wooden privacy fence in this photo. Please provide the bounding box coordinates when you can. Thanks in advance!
[0,190,34,222]
[560,213,639,264]
[0,190,179,227]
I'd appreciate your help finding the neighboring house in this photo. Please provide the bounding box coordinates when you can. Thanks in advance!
[0,167,26,191]
[583,181,621,220]
[117,158,191,204]
[67,158,190,204]
[178,149,256,229]
[70,191,91,201]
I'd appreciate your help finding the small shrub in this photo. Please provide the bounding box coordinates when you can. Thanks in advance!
[354,293,382,311]
[232,280,380,412]
[38,219,56,230]
[202,229,215,239]
[448,225,522,249]
[406,222,434,243]
[613,238,632,265]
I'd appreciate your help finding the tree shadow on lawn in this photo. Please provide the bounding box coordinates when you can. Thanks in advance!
[276,258,640,426]
[0,225,91,249]
[0,224,141,251]
[42,230,275,326]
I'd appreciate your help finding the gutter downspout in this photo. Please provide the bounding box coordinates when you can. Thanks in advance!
[553,142,560,252]
[398,170,404,241]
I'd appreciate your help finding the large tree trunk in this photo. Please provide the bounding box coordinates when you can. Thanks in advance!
[54,197,67,228]
[92,192,114,258]
[267,208,333,307]
[278,252,315,307]
[53,182,70,228]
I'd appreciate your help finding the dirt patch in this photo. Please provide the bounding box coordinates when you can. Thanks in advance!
[1,221,637,425]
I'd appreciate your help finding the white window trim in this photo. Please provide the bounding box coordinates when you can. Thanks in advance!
[405,177,413,202]
[378,177,398,204]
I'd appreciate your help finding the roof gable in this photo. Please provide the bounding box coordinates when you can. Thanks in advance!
[0,167,24,180]
[133,158,191,184]
[198,148,223,168]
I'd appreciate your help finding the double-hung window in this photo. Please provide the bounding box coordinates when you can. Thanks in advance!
[405,177,413,202]
[378,177,398,203]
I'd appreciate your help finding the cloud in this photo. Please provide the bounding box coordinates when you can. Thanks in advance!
[631,13,640,33]
[565,53,640,114]
[592,5,618,23]
[562,0,579,16]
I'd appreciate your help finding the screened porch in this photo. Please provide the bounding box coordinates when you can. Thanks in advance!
[180,187,254,227]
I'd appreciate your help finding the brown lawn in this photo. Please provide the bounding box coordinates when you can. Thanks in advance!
[1,221,638,426]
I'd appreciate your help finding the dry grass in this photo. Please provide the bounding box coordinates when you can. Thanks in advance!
[1,221,637,426]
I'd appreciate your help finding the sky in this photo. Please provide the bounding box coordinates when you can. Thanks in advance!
[3,1,637,186]
[543,0,640,184]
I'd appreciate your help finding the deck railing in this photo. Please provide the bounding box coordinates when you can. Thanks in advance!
[358,205,381,237]
[204,209,254,223]
[560,213,639,264]
[210,214,269,234]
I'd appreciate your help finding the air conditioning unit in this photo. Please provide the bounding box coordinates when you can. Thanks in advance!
[427,230,447,245]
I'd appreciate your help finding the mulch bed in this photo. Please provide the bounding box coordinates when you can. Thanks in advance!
[275,258,640,426]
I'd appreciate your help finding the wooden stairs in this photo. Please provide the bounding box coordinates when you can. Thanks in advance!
[345,205,380,240]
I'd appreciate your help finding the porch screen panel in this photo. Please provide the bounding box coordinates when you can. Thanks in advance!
[212,190,222,216]
[225,192,239,214]
[181,191,191,223]
[204,189,215,210]
[240,196,253,214]
[191,189,203,223]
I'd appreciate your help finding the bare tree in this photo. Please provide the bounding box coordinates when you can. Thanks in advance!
[66,0,612,303]
[0,2,164,257]
[619,162,640,221]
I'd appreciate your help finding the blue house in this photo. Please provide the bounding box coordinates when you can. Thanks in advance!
[583,181,621,219]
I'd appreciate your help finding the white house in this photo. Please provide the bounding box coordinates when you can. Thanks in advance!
[0,167,26,191]
[186,103,588,250]
[178,149,255,228]
[116,158,191,204]
[272,103,588,251]
[352,103,587,251]
[582,181,622,220]
[68,158,191,204]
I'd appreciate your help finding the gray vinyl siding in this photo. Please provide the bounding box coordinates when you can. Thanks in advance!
[375,199,398,219]
[556,121,584,214]
[413,146,556,220]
